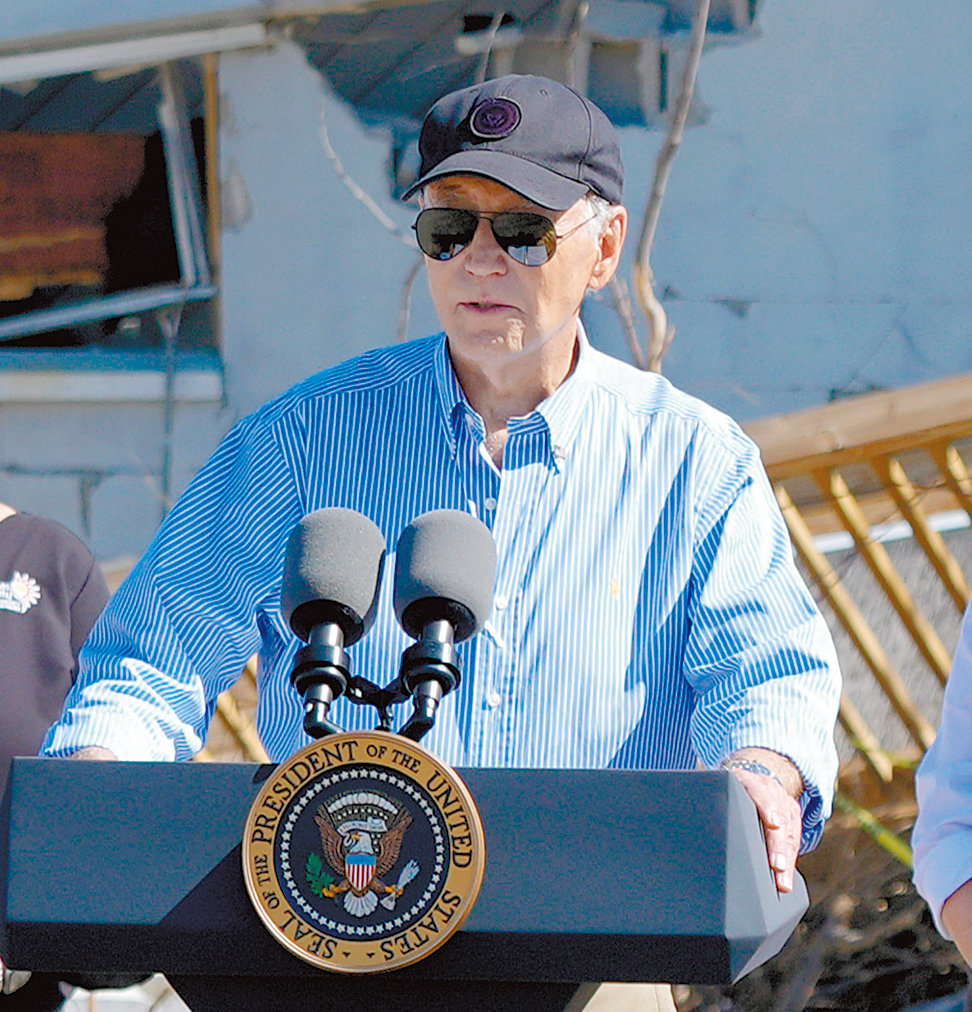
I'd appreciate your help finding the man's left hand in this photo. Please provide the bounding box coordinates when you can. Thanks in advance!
[722,749,803,893]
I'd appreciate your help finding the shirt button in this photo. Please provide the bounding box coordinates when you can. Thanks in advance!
[486,690,502,708]
[494,594,509,610]
[484,496,497,511]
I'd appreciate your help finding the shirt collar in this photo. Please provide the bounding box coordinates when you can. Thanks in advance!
[526,323,596,464]
[431,326,596,466]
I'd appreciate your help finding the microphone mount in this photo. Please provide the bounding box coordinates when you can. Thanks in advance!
[290,621,351,739]
[338,619,462,741]
[397,619,462,742]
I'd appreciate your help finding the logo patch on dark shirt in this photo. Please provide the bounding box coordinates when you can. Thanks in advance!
[0,571,41,614]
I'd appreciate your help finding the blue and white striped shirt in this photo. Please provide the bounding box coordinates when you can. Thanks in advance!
[44,331,840,850]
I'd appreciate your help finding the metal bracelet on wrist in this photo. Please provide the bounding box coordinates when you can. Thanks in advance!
[719,757,786,791]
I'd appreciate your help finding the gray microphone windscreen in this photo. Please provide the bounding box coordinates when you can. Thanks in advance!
[281,508,386,644]
[393,509,496,641]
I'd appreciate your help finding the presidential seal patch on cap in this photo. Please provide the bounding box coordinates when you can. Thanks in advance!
[469,97,521,139]
[242,732,485,973]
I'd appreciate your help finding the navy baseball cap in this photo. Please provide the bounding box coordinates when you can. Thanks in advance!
[402,74,623,209]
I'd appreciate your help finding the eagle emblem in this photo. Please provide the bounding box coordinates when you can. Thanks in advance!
[309,790,419,918]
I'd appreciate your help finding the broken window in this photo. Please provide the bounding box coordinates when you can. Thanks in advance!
[0,60,216,356]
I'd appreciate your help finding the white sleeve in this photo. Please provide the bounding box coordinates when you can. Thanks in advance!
[913,599,972,936]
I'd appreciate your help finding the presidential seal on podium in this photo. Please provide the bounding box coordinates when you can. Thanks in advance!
[244,508,493,971]
[242,731,485,973]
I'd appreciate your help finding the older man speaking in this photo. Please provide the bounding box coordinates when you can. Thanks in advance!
[43,74,840,1011]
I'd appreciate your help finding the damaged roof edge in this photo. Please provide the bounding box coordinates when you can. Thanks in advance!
[0,24,269,85]
[0,5,262,54]
[0,0,442,59]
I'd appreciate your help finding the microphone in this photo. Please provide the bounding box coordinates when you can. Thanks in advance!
[281,508,386,738]
[393,509,497,741]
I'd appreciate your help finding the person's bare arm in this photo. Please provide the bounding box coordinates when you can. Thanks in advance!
[65,746,118,760]
[942,878,972,966]
[723,747,804,894]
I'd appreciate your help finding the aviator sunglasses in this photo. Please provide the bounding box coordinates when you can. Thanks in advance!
[412,207,594,267]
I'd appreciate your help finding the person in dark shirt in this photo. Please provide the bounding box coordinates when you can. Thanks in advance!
[0,501,109,1009]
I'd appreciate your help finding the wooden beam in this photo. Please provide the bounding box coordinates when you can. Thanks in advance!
[744,375,972,479]
[873,455,970,613]
[776,486,936,751]
[814,469,952,685]
[787,486,967,537]
[201,656,265,762]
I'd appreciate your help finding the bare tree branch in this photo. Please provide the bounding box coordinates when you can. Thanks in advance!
[317,96,425,345]
[564,0,589,90]
[318,98,414,249]
[609,276,647,369]
[634,269,676,373]
[631,0,710,372]
[636,0,710,267]
[474,11,507,84]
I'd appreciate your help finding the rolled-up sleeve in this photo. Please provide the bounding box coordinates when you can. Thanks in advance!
[685,443,842,853]
[42,409,304,761]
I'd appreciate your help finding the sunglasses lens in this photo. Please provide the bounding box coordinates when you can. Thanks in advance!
[413,209,558,265]
[414,208,478,260]
[492,213,557,266]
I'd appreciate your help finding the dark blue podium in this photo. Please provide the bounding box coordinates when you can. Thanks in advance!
[0,758,807,1011]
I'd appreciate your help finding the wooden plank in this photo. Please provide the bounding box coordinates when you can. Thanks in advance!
[0,131,145,296]
[874,455,970,613]
[200,656,265,762]
[203,52,221,274]
[744,377,972,479]
[929,442,972,524]
[786,486,969,537]
[838,694,893,783]
[0,228,106,300]
[761,425,972,482]
[814,469,952,685]
[776,486,936,751]
[212,688,268,763]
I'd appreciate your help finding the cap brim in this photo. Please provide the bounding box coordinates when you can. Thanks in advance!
[401,149,589,210]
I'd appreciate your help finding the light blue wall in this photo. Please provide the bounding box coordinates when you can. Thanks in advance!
[15,0,963,559]
[218,0,972,429]
[590,0,972,419]
[218,38,435,417]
